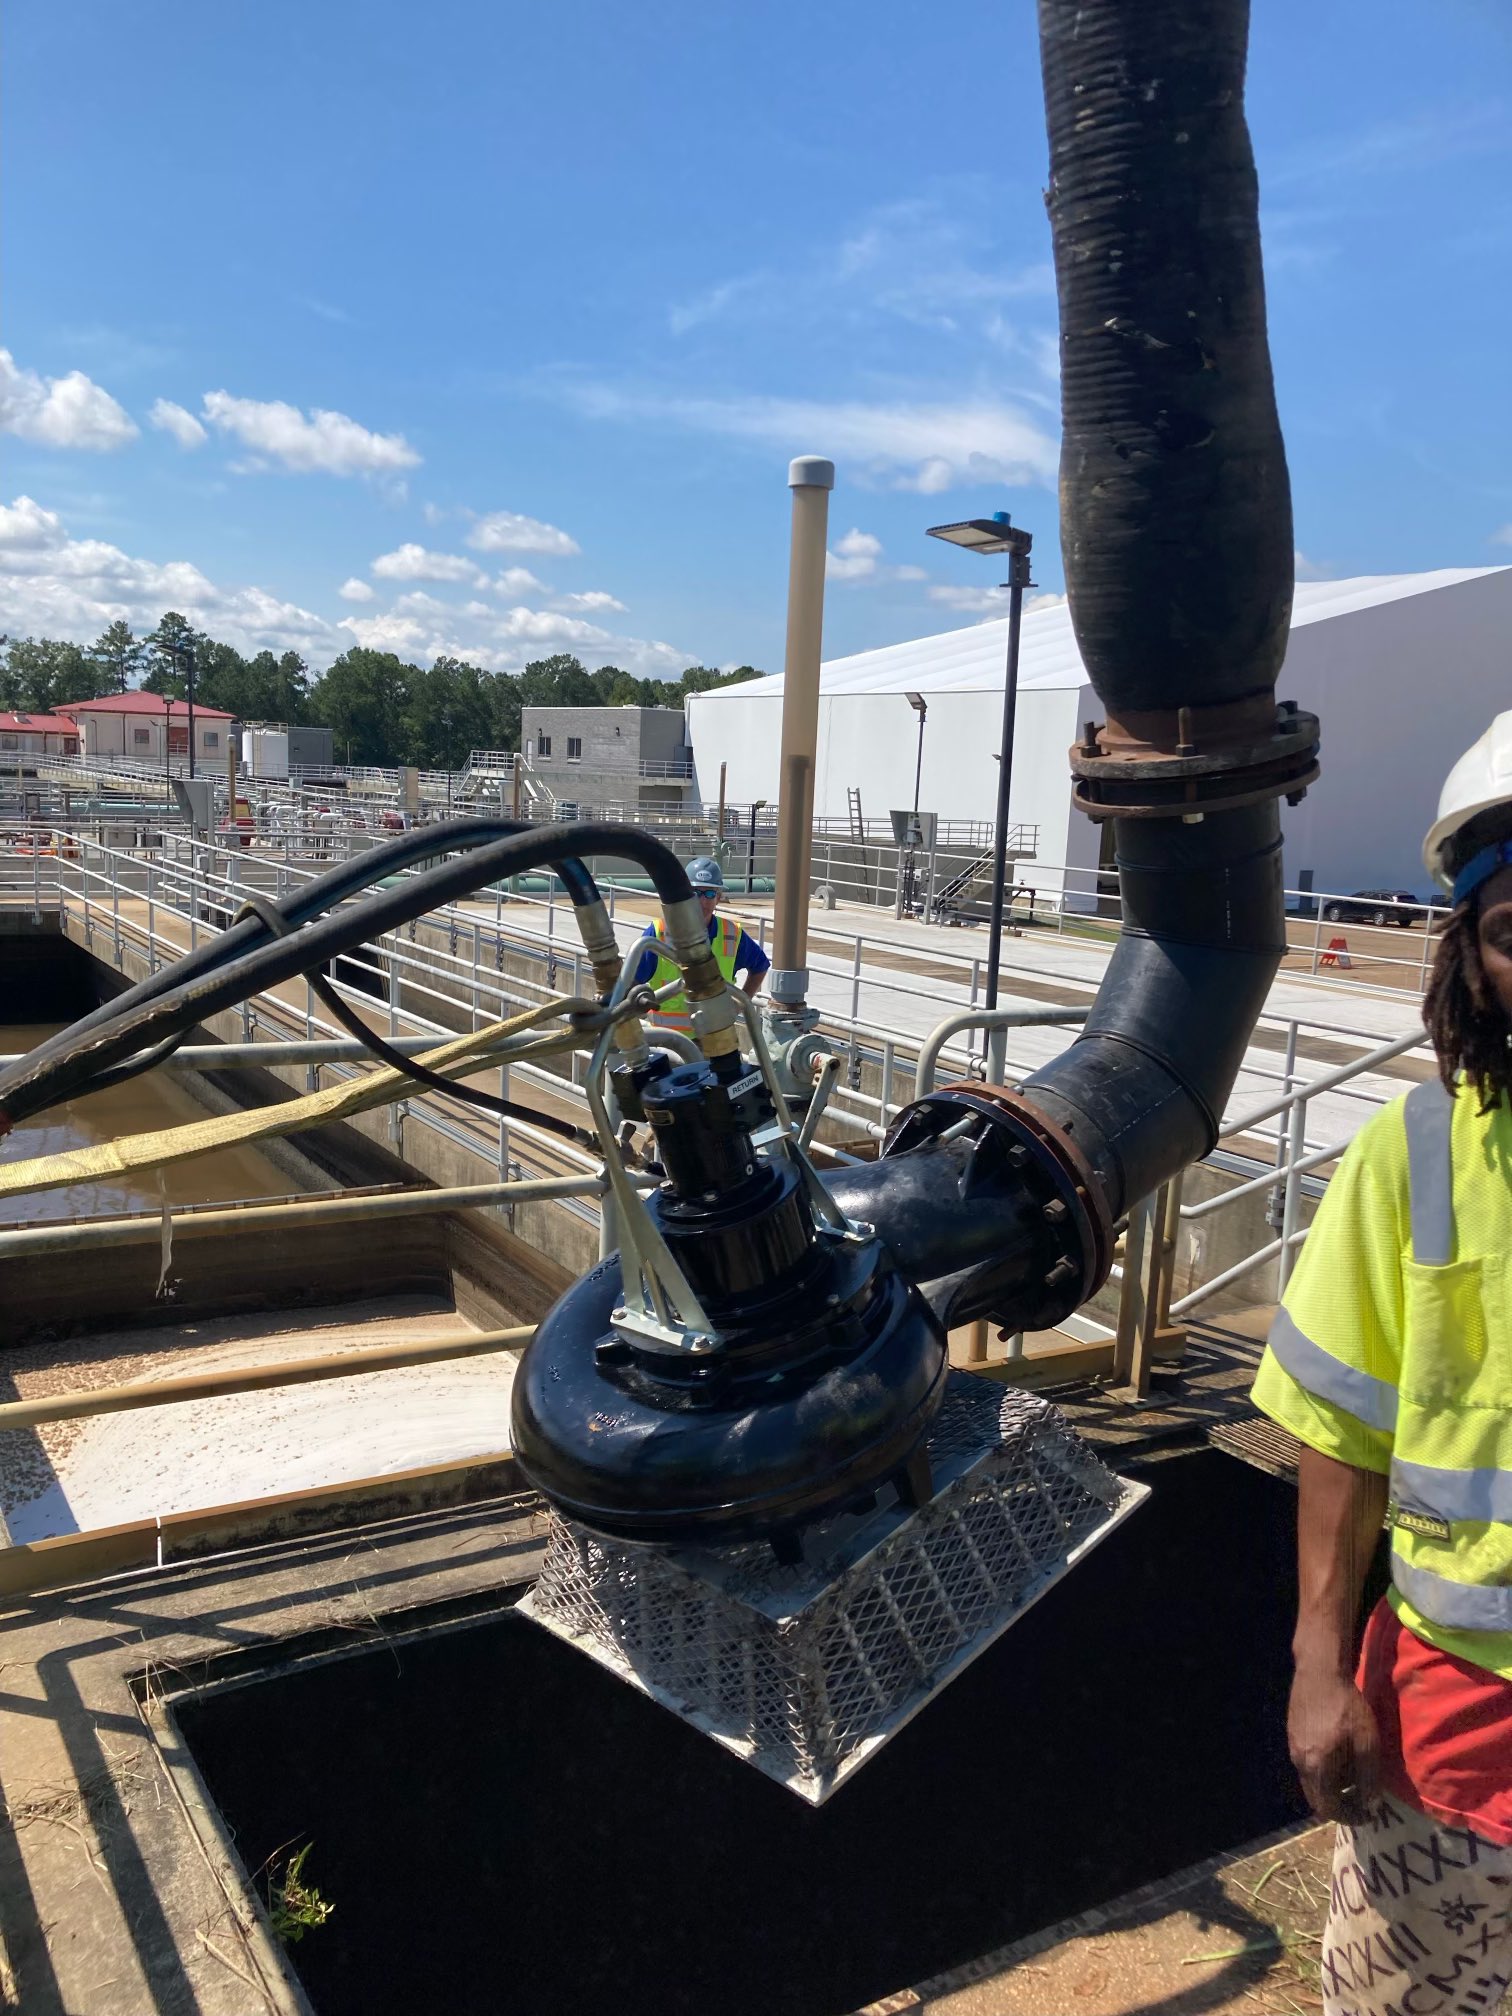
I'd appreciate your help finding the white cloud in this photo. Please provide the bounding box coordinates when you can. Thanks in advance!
[1294,549,1336,580]
[0,349,138,451]
[1491,526,1512,549]
[826,530,932,589]
[370,543,484,584]
[666,196,1056,359]
[336,584,687,680]
[496,606,614,644]
[567,385,1057,494]
[669,273,770,337]
[339,577,376,602]
[493,565,547,596]
[925,582,1068,624]
[148,398,207,449]
[928,582,1010,615]
[0,495,68,552]
[0,493,335,658]
[558,588,628,612]
[827,528,883,582]
[466,510,580,557]
[200,390,420,477]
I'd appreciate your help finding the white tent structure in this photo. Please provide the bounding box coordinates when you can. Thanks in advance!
[686,567,1512,902]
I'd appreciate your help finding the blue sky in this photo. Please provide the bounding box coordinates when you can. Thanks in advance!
[3,0,1509,678]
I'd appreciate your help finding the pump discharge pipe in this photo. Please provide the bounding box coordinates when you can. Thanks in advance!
[764,454,837,1105]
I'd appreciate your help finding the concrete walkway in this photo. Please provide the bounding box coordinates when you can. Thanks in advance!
[0,1296,514,1544]
[467,886,1430,1155]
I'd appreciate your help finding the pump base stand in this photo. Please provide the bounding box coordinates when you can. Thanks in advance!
[519,1372,1148,1803]
[761,991,832,1111]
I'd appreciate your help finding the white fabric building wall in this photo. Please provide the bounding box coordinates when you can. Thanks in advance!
[687,567,1511,900]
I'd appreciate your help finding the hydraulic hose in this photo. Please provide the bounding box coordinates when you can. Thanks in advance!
[12,819,599,1108]
[0,823,720,1131]
[233,889,590,1145]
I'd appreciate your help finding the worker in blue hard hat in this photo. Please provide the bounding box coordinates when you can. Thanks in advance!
[632,856,770,1029]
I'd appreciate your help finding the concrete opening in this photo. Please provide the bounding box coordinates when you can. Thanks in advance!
[175,1449,1311,2016]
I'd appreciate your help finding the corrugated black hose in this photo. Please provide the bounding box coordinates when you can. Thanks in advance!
[231,888,590,1145]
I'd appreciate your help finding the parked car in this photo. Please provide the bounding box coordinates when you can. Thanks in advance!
[1320,888,1426,927]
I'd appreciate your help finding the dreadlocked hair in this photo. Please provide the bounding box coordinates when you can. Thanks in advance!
[1424,895,1512,1111]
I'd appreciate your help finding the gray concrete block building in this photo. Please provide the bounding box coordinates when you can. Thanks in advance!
[521,705,695,816]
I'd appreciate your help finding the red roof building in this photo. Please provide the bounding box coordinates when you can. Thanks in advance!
[0,711,82,756]
[0,712,84,735]
[58,693,236,763]
[58,694,236,719]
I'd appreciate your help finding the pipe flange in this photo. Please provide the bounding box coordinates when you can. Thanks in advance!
[1069,696,1319,821]
[884,1082,1115,1322]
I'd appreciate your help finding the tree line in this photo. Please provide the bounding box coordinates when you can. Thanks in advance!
[0,614,761,769]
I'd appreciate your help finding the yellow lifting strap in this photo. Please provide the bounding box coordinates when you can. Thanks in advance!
[0,999,566,1203]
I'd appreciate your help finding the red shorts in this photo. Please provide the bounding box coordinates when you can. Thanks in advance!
[1357,1596,1512,1847]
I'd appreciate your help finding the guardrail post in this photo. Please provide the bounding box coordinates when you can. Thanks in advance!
[985,1024,1008,1085]
[1266,1019,1299,1229]
[1310,904,1324,975]
[849,936,862,1032]
[1149,1172,1185,1350]
[1278,1095,1307,1295]
[1111,1191,1157,1390]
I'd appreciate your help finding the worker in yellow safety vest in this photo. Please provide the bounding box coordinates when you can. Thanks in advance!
[630,857,770,1029]
[1252,711,1512,2016]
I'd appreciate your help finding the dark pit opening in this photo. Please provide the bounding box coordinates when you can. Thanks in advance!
[0,929,102,1023]
[176,1448,1313,2016]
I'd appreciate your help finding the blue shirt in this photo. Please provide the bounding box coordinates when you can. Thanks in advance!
[631,913,771,986]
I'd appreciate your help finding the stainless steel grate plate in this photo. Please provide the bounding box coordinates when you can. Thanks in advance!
[519,1371,1149,1803]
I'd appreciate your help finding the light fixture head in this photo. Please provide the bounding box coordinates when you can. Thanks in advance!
[926,513,1033,558]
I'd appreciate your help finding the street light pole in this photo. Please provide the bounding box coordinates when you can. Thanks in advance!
[904,691,927,919]
[925,513,1034,1080]
[184,644,196,779]
[982,545,1032,1060]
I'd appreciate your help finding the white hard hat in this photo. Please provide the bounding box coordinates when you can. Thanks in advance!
[1423,710,1512,897]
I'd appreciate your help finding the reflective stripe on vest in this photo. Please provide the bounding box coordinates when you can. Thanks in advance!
[1389,1076,1512,1637]
[646,915,740,1028]
[1268,1305,1398,1432]
[1404,1076,1456,1266]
